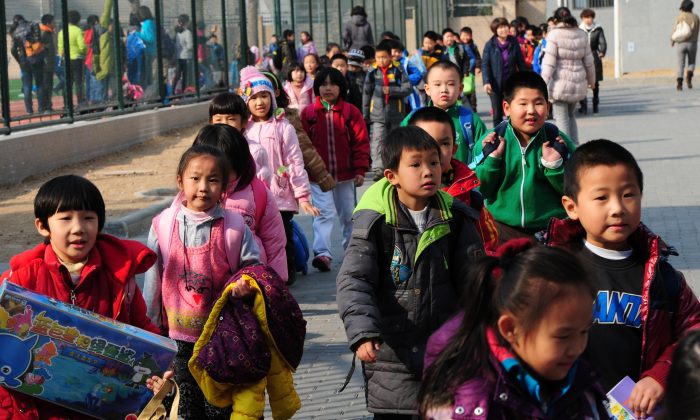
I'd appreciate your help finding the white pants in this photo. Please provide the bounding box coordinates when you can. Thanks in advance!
[311,180,356,258]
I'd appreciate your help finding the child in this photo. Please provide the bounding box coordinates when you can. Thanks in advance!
[533,23,548,75]
[173,14,193,94]
[330,53,363,111]
[0,175,160,418]
[262,70,336,194]
[143,145,261,418]
[420,241,607,419]
[389,40,423,112]
[303,53,321,79]
[401,60,488,165]
[521,25,538,69]
[240,66,319,285]
[283,62,314,113]
[471,71,575,240]
[336,126,485,417]
[663,330,700,419]
[300,67,370,272]
[546,139,700,419]
[363,39,411,180]
[459,26,481,112]
[407,106,498,254]
[346,48,367,109]
[297,30,317,62]
[192,124,287,282]
[272,29,297,78]
[208,91,248,131]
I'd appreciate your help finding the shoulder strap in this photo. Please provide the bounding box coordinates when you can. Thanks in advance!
[153,205,178,264]
[542,123,571,162]
[250,178,268,229]
[223,210,246,274]
[457,106,475,150]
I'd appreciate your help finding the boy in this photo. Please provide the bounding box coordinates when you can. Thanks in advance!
[401,60,488,165]
[459,26,481,112]
[320,41,342,67]
[208,91,249,131]
[520,25,538,70]
[363,39,411,180]
[0,175,160,418]
[389,40,423,111]
[331,53,363,111]
[272,29,297,78]
[471,71,575,240]
[407,106,499,254]
[545,139,700,419]
[336,126,484,417]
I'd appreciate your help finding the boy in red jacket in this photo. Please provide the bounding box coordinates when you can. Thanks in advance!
[407,107,499,254]
[301,67,369,272]
[0,175,160,419]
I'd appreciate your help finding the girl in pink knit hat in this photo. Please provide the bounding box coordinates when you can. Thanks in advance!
[239,66,319,285]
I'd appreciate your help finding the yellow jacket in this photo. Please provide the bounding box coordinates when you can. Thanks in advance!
[189,276,301,420]
[57,24,86,59]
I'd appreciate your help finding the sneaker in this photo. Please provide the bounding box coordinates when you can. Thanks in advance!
[312,256,332,272]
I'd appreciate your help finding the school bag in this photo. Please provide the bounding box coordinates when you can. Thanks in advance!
[405,105,475,151]
[13,21,44,64]
[672,20,693,42]
[291,219,310,275]
[160,27,176,61]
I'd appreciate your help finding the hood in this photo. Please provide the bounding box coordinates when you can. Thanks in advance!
[351,14,368,26]
[579,21,602,32]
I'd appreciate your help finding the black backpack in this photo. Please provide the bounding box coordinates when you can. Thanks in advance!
[13,21,44,64]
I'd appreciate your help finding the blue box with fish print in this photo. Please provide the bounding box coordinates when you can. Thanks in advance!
[0,280,177,419]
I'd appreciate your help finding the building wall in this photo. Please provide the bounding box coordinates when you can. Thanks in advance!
[448,0,517,53]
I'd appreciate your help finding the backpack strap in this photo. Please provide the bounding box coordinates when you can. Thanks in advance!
[250,178,268,229]
[651,260,682,313]
[457,106,475,150]
[153,205,178,264]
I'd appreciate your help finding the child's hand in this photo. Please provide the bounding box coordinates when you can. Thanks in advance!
[482,132,505,158]
[231,278,254,298]
[382,86,390,95]
[146,370,173,393]
[542,136,565,162]
[356,339,381,363]
[629,377,664,419]
[300,201,320,217]
[354,175,365,187]
[484,83,493,95]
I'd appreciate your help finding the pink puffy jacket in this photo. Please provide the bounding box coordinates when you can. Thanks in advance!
[225,180,288,281]
[283,76,315,114]
[245,111,312,212]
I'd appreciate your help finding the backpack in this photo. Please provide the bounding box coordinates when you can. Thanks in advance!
[405,105,474,150]
[160,28,176,61]
[291,220,310,274]
[13,21,44,64]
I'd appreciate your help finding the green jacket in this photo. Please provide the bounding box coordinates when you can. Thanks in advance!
[337,178,484,413]
[471,122,576,230]
[400,102,488,164]
[57,24,86,60]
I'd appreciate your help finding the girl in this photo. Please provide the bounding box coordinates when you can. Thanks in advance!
[300,67,369,272]
[303,53,321,79]
[283,62,314,113]
[420,240,608,419]
[192,124,288,282]
[143,145,260,419]
[239,65,319,285]
[263,70,336,193]
[297,30,317,62]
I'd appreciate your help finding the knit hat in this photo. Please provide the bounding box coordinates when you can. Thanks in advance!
[347,49,365,67]
[238,66,277,112]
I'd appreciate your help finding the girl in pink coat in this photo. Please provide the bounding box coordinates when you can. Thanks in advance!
[283,62,315,113]
[193,123,288,282]
[240,66,319,284]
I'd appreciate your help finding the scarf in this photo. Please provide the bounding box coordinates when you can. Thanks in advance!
[380,65,390,104]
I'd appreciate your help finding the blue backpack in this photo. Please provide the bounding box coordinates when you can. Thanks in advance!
[291,220,310,274]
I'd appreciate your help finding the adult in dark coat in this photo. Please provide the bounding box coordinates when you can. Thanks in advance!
[579,8,607,113]
[343,6,374,50]
[481,17,526,127]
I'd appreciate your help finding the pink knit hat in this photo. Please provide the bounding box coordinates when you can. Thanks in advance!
[238,66,277,111]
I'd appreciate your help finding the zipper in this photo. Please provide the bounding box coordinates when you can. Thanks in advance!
[70,289,76,305]
[519,143,527,228]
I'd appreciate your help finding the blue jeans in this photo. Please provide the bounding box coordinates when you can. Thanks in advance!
[311,180,356,258]
[20,61,44,114]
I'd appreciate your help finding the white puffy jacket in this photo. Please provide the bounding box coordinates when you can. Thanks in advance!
[541,24,596,103]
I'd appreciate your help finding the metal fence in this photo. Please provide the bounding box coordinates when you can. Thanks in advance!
[2,0,443,135]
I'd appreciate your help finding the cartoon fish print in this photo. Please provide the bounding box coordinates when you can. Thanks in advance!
[0,333,39,388]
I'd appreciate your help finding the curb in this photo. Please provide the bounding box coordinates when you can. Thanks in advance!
[103,188,177,238]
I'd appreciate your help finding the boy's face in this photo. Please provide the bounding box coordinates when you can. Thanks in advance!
[422,37,436,53]
[375,50,391,68]
[425,67,463,110]
[327,46,341,58]
[36,210,99,264]
[562,164,642,251]
[582,16,594,26]
[331,58,348,76]
[460,31,472,44]
[391,48,403,62]
[210,113,243,131]
[509,25,518,37]
[503,87,549,140]
[442,32,453,46]
[384,148,441,211]
[414,120,455,174]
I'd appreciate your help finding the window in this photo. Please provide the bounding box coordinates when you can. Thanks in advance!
[573,0,614,8]
[450,0,495,17]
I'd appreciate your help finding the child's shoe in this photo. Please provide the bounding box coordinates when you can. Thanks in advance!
[312,255,332,272]
[688,71,694,89]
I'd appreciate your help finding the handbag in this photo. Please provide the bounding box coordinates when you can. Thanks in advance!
[672,20,692,42]
[462,73,476,95]
[137,378,180,420]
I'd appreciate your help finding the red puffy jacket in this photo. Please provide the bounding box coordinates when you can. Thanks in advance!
[545,218,700,387]
[301,96,370,182]
[0,234,160,419]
